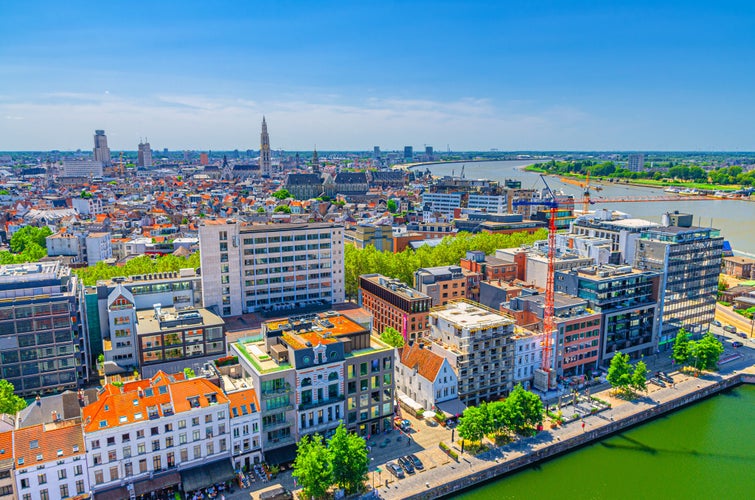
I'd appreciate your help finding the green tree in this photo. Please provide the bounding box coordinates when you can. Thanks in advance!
[0,379,27,414]
[672,328,690,365]
[631,360,648,393]
[379,327,404,348]
[607,352,632,394]
[457,404,489,444]
[292,434,333,499]
[274,205,292,214]
[327,423,369,494]
[386,199,398,213]
[10,226,52,253]
[183,367,195,379]
[256,207,266,213]
[272,189,292,200]
[690,333,724,371]
[505,384,543,433]
[487,400,512,435]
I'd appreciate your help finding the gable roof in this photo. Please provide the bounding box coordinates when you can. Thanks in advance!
[227,388,259,419]
[399,343,447,382]
[14,420,85,466]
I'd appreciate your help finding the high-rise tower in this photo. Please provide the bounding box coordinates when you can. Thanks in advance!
[311,147,319,173]
[93,129,112,166]
[137,139,152,167]
[260,116,271,176]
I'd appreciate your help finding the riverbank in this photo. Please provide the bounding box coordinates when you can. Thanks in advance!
[391,158,547,172]
[381,359,754,500]
[523,164,747,193]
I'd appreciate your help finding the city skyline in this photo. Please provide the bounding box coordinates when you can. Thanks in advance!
[2,1,755,151]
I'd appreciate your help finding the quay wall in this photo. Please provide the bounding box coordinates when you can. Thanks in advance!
[406,374,750,500]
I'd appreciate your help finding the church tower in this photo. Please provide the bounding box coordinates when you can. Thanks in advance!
[311,147,319,174]
[260,116,272,176]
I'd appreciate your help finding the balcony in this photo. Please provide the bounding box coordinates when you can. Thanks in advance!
[298,394,344,412]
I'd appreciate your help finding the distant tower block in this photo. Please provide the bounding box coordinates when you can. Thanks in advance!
[93,129,112,166]
[312,147,319,173]
[628,153,645,172]
[403,146,413,161]
[137,140,153,167]
[260,116,272,176]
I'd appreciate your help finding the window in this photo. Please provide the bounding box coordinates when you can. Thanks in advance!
[123,446,131,458]
[57,469,66,480]
[152,440,160,452]
[39,491,49,500]
[20,478,29,489]
[124,462,133,477]
[139,459,147,473]
[137,443,145,455]
[76,480,85,494]
[108,450,117,462]
[94,470,104,484]
[74,464,82,476]
[194,445,202,460]
[206,442,214,456]
[93,454,102,465]
[109,466,119,481]
[193,430,200,441]
[153,456,161,471]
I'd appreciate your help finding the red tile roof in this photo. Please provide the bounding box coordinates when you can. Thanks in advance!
[14,420,85,466]
[400,344,445,382]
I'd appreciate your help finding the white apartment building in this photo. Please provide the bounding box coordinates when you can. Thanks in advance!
[72,196,104,216]
[14,420,90,500]
[422,192,462,216]
[427,300,516,406]
[62,159,103,178]
[199,220,345,317]
[46,230,112,266]
[511,329,545,391]
[82,372,234,498]
[227,389,263,470]
[396,343,458,411]
[467,194,507,214]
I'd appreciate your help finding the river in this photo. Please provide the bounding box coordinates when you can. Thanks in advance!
[454,385,755,499]
[421,160,755,255]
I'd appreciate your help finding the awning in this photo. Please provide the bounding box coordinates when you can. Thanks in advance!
[264,443,297,465]
[134,471,180,496]
[181,459,235,492]
[436,398,466,417]
[423,410,437,420]
[94,488,127,500]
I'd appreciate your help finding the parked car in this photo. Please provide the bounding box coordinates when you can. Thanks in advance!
[723,325,737,334]
[732,341,743,348]
[738,332,748,339]
[386,462,405,479]
[711,320,722,327]
[407,454,424,470]
[397,456,415,474]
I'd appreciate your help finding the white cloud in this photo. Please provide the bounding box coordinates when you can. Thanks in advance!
[0,92,596,151]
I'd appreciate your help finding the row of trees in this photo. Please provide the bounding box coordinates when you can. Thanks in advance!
[292,424,369,499]
[672,329,724,371]
[0,226,51,264]
[606,352,648,397]
[344,229,547,299]
[535,160,755,186]
[73,252,201,285]
[457,384,544,444]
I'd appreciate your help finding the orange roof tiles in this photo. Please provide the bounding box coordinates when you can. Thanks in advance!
[400,344,445,382]
[227,389,259,418]
[14,420,85,466]
[0,430,12,462]
[83,371,227,433]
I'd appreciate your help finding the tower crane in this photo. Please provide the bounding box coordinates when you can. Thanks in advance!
[513,174,558,391]
[513,176,731,393]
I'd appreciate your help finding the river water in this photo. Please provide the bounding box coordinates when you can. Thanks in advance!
[455,385,755,499]
[422,160,755,255]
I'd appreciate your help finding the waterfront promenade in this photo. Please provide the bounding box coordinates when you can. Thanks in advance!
[381,348,755,499]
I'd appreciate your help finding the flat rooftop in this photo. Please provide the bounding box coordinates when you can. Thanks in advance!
[136,307,224,334]
[264,312,366,350]
[362,274,430,300]
[431,300,513,328]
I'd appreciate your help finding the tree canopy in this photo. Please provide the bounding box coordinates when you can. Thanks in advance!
[607,352,648,397]
[344,229,547,299]
[328,423,369,494]
[379,327,405,348]
[293,434,333,499]
[73,252,200,286]
[272,189,292,200]
[457,384,543,443]
[689,333,724,371]
[0,380,27,415]
[672,328,691,365]
[274,204,292,213]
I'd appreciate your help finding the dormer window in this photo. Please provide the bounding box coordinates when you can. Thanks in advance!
[133,399,139,406]
[36,454,43,461]
[57,450,63,457]
[18,458,24,465]
[72,445,79,453]
[187,396,200,408]
[99,420,108,428]
[205,393,217,404]
[30,440,39,449]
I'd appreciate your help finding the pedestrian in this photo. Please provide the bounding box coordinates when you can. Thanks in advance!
[581,421,585,431]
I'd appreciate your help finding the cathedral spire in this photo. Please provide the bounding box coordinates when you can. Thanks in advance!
[312,146,319,174]
[260,116,271,177]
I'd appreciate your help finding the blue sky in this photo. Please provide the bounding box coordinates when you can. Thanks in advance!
[1,0,754,151]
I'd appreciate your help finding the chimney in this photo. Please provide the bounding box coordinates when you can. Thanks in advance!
[154,303,162,320]
[51,410,59,422]
[35,395,41,406]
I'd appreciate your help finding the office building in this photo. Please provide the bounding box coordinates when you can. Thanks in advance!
[627,153,645,172]
[199,220,345,317]
[496,247,593,288]
[556,264,661,363]
[570,210,660,265]
[137,140,153,168]
[634,213,723,349]
[93,130,111,167]
[459,250,517,282]
[403,146,413,161]
[427,300,516,406]
[62,159,104,179]
[344,224,393,252]
[359,274,432,343]
[260,117,272,176]
[0,262,88,397]
[414,266,480,306]
[46,230,112,266]
[467,194,507,213]
[422,192,462,216]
